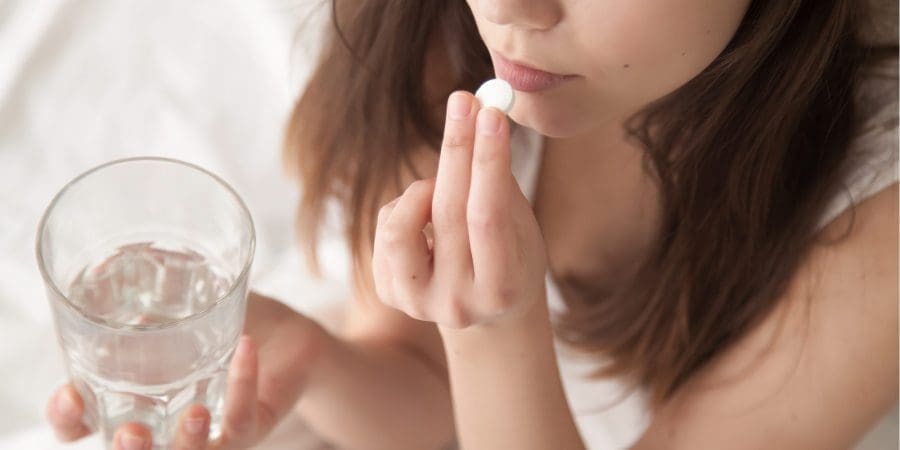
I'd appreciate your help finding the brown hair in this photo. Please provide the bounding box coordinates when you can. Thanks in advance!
[284,0,897,404]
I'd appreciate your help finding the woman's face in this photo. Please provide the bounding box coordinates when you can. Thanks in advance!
[466,0,752,138]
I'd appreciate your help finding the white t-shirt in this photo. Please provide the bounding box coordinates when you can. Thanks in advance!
[504,59,899,449]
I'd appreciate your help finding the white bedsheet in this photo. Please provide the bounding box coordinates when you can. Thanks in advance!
[0,0,347,448]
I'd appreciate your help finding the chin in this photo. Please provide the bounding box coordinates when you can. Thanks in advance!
[507,90,595,139]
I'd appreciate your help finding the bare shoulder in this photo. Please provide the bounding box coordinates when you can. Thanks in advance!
[634,183,898,450]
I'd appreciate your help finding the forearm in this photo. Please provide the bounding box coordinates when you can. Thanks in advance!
[296,333,455,450]
[439,298,585,450]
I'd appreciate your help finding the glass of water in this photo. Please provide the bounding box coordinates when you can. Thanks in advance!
[36,157,255,449]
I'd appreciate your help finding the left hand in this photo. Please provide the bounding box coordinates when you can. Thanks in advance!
[46,292,327,450]
[372,91,548,329]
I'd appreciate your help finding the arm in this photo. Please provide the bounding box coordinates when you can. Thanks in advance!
[633,183,899,450]
[439,294,585,450]
[296,293,456,450]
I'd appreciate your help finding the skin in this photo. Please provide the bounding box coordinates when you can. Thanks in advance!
[48,1,898,449]
[48,293,324,450]
[470,0,750,138]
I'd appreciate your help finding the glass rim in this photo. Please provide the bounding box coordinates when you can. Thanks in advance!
[35,156,256,332]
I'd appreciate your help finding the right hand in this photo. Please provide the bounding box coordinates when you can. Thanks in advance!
[46,292,330,450]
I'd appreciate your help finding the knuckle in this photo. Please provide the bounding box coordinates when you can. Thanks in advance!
[408,178,435,193]
[443,131,473,151]
[377,198,401,226]
[444,303,471,329]
[485,285,517,314]
[431,201,463,227]
[224,407,254,435]
[440,292,466,309]
[493,283,518,306]
[400,302,428,322]
[467,208,505,235]
[386,281,417,313]
[474,145,502,165]
[380,227,406,250]
[483,300,510,318]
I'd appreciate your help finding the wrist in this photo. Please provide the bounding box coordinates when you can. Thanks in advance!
[301,318,339,381]
[438,288,550,345]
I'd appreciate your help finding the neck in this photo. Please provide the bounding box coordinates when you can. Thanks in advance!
[543,117,647,177]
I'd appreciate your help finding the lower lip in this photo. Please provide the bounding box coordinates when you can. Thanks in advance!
[491,53,578,92]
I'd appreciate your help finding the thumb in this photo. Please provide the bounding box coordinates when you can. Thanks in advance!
[47,384,92,442]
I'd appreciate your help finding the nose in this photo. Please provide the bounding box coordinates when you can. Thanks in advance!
[472,0,563,31]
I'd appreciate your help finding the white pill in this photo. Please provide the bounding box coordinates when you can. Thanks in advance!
[475,78,515,114]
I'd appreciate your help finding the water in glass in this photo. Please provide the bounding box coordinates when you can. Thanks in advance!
[63,241,240,448]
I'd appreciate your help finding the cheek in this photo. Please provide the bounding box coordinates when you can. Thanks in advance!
[576,0,751,105]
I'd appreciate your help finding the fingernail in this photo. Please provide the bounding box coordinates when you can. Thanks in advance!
[118,432,147,450]
[184,416,207,435]
[477,108,502,136]
[447,92,472,120]
[55,390,78,420]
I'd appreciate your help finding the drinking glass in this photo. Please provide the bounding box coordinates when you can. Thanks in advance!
[36,157,255,449]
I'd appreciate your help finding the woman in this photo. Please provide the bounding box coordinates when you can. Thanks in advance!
[48,0,898,449]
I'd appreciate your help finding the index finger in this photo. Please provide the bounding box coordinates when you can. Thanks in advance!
[214,336,259,449]
[432,91,479,275]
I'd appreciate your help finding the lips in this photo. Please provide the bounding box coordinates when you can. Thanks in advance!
[491,52,578,92]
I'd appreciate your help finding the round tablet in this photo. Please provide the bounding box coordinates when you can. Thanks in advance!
[475,78,515,114]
